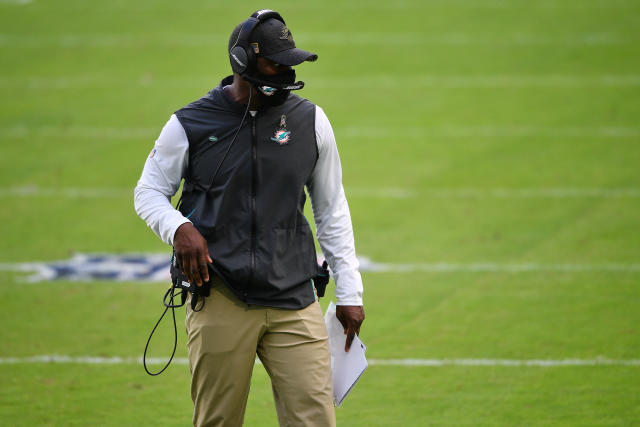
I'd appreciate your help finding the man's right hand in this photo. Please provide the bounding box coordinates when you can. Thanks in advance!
[174,222,212,286]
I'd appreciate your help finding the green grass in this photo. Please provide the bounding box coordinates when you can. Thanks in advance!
[1,0,640,425]
[3,363,637,426]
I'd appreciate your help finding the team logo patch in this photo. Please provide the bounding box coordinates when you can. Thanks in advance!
[270,114,292,145]
[148,148,157,158]
[271,130,291,145]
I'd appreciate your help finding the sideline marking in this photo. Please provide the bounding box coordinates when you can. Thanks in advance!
[0,355,638,367]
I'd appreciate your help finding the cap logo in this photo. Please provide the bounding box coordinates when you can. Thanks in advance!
[251,42,260,54]
[279,27,292,41]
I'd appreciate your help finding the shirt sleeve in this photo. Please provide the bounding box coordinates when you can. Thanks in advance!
[307,106,364,306]
[133,114,191,246]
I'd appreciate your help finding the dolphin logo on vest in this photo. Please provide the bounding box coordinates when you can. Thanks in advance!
[270,114,291,145]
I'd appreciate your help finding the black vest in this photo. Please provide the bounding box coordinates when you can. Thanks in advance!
[175,76,319,309]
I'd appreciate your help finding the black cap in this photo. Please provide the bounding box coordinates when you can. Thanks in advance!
[250,18,318,66]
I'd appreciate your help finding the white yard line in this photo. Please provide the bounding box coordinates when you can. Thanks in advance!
[0,0,635,10]
[0,355,637,367]
[3,74,640,89]
[2,186,640,200]
[329,74,640,88]
[340,125,640,138]
[347,188,640,199]
[0,186,132,198]
[0,125,158,138]
[356,260,640,273]
[368,358,640,367]
[295,33,639,46]
[0,32,637,47]
[1,257,640,277]
[3,124,639,139]
[0,0,33,4]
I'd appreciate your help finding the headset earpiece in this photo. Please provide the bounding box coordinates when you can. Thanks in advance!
[229,44,250,74]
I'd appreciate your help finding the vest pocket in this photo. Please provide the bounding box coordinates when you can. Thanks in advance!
[268,226,316,281]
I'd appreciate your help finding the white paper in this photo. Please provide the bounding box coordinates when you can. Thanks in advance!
[324,301,368,406]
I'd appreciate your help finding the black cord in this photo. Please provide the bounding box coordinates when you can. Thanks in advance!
[205,85,253,192]
[143,86,252,376]
[143,287,179,376]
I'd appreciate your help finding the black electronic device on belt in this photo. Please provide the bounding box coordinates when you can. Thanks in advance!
[169,253,212,311]
[313,260,330,298]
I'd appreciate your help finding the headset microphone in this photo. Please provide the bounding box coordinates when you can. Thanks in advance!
[241,74,305,91]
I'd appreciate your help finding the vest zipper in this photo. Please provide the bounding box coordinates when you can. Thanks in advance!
[247,114,258,299]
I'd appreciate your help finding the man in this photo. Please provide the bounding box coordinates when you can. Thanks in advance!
[134,9,364,427]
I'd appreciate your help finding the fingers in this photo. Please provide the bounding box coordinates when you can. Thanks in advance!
[187,258,200,285]
[205,245,213,265]
[195,245,214,285]
[179,252,192,283]
[198,255,209,284]
[345,328,355,352]
[177,250,207,286]
[174,224,213,287]
[335,305,365,352]
[201,244,213,283]
[190,252,207,286]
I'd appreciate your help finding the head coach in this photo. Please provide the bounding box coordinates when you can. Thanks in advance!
[134,9,364,426]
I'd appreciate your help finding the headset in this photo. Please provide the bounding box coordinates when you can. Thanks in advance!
[228,9,305,91]
[229,9,285,76]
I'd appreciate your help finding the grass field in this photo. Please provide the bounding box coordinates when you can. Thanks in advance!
[1,0,640,425]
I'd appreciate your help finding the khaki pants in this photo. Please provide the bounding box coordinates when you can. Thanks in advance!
[185,280,335,427]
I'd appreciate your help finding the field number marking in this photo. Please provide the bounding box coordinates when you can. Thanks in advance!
[1,254,640,283]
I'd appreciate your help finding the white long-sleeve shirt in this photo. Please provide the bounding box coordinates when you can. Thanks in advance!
[134,106,363,306]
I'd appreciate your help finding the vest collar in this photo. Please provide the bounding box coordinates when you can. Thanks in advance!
[209,75,248,115]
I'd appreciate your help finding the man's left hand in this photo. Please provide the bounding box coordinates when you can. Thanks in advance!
[336,305,365,352]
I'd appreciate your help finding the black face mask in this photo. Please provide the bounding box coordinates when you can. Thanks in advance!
[248,69,297,107]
